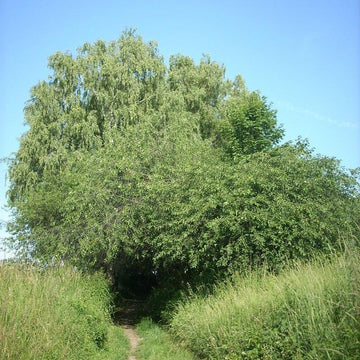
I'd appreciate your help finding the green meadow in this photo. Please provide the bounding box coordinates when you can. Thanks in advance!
[1,242,359,359]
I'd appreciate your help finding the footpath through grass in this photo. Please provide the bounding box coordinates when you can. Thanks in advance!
[135,318,196,360]
[0,263,129,360]
[169,247,360,359]
[1,244,359,360]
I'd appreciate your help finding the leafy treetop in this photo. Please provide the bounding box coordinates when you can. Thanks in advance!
[6,31,359,292]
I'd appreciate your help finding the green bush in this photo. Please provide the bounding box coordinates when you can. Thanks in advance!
[0,263,128,360]
[8,31,359,289]
[170,245,360,359]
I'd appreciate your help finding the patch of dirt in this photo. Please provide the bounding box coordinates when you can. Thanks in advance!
[122,324,142,360]
[115,300,145,360]
[116,300,144,326]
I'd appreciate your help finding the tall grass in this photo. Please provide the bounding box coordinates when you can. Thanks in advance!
[0,263,129,360]
[170,247,360,359]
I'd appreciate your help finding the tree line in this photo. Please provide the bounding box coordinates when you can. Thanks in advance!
[6,30,360,294]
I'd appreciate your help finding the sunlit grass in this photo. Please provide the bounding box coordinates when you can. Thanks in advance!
[135,317,196,360]
[0,263,129,360]
[170,245,360,359]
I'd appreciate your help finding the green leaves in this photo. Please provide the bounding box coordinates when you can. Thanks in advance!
[6,31,359,292]
[217,90,284,158]
[168,54,227,138]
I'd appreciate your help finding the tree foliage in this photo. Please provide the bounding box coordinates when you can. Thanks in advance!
[6,31,360,291]
[217,88,284,157]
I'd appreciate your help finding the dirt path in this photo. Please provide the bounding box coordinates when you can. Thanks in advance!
[115,300,144,360]
[122,324,142,360]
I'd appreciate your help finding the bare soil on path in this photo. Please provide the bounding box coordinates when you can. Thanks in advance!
[115,300,144,360]
[122,324,141,360]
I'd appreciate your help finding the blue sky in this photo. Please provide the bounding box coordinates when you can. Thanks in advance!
[1,0,359,258]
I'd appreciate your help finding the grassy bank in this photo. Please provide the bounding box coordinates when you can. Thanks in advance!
[0,263,128,360]
[1,248,359,360]
[170,248,360,359]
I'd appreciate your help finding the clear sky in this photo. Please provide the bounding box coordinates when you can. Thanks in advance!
[0,0,359,258]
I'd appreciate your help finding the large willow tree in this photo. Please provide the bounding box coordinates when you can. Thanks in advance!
[7,31,359,289]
